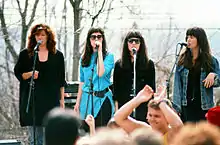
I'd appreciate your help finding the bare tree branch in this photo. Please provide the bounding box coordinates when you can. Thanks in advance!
[91,0,106,26]
[103,0,115,28]
[0,64,14,75]
[69,0,83,80]
[15,0,23,16]
[44,0,48,22]
[27,0,39,27]
[0,1,18,63]
[17,0,39,51]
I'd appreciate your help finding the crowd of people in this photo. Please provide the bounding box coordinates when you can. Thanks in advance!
[14,24,220,145]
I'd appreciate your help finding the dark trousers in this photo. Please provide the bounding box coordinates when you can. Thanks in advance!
[181,101,208,123]
[95,98,112,127]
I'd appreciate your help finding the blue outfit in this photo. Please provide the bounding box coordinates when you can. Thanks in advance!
[173,56,220,114]
[79,52,115,120]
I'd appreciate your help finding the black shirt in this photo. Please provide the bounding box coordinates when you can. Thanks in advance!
[113,59,155,122]
[14,49,65,126]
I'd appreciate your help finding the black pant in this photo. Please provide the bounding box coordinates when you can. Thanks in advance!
[181,101,207,123]
[95,98,112,128]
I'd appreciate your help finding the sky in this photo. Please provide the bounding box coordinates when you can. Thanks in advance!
[2,0,220,59]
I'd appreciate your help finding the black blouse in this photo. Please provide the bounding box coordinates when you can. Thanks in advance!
[113,59,155,122]
[14,49,65,126]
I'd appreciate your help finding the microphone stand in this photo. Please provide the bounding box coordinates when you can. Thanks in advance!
[132,51,137,118]
[85,53,97,118]
[26,50,38,145]
[166,43,184,100]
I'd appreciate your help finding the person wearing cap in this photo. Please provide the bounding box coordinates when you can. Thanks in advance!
[206,106,220,127]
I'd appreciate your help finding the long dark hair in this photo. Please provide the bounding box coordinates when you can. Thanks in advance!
[81,27,107,67]
[120,31,149,69]
[27,24,56,57]
[178,27,212,73]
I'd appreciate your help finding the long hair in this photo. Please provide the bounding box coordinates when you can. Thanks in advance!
[178,27,212,73]
[120,31,149,69]
[27,24,56,57]
[81,27,107,67]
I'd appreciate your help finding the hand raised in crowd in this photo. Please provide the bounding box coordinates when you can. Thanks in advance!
[203,72,216,88]
[154,85,167,103]
[85,115,95,128]
[136,85,154,102]
[85,114,95,135]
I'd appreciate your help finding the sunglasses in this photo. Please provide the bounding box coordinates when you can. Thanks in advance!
[128,38,141,44]
[90,35,103,40]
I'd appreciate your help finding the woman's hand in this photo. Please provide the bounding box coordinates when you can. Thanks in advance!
[95,40,102,52]
[60,99,65,108]
[203,72,216,88]
[22,70,39,80]
[74,102,80,113]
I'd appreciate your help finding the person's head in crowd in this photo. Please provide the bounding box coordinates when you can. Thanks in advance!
[27,24,56,57]
[131,128,162,145]
[171,122,220,145]
[107,118,120,129]
[206,106,220,128]
[147,98,173,132]
[82,27,107,67]
[121,30,149,70]
[43,107,81,145]
[85,128,135,145]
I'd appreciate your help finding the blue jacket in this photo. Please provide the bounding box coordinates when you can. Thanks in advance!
[173,56,220,113]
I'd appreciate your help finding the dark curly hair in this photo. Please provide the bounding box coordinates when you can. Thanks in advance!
[27,24,56,57]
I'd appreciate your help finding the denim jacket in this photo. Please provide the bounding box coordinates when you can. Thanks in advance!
[173,56,220,113]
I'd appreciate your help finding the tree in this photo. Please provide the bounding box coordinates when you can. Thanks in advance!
[0,0,40,132]
[69,0,82,81]
[0,0,39,63]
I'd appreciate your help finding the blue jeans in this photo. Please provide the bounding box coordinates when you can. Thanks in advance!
[28,126,44,145]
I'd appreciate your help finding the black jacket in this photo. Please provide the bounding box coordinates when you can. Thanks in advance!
[113,59,155,122]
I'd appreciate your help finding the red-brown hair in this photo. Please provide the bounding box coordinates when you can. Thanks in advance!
[27,24,56,57]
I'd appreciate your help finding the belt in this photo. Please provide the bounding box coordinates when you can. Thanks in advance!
[87,88,109,98]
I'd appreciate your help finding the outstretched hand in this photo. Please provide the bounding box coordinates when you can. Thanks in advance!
[136,85,154,102]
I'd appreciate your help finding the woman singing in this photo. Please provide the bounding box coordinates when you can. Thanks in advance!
[113,31,155,122]
[173,27,220,122]
[14,24,65,145]
[74,27,115,127]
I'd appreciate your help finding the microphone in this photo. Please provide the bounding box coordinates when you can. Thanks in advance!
[34,40,42,51]
[95,41,99,49]
[178,42,187,47]
[132,47,137,55]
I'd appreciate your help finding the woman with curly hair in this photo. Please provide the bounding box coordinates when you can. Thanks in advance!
[14,24,65,145]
